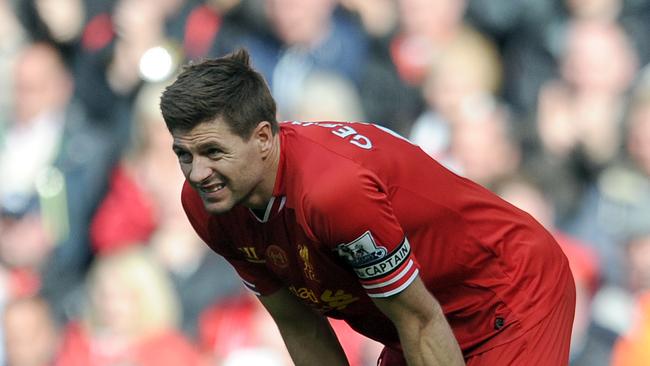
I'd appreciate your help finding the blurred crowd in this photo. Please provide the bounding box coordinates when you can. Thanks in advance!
[1,0,650,365]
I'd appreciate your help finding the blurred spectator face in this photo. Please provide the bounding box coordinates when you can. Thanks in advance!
[266,0,336,46]
[87,248,179,337]
[91,265,140,335]
[339,0,397,37]
[537,21,634,163]
[3,297,58,366]
[150,223,204,273]
[131,83,187,224]
[293,71,365,122]
[450,101,520,186]
[13,44,73,124]
[144,115,177,159]
[0,213,52,270]
[565,0,621,20]
[398,0,466,38]
[496,179,553,228]
[627,102,650,176]
[34,0,85,42]
[561,20,637,94]
[424,30,501,122]
[425,58,480,122]
[113,0,165,37]
[628,234,650,293]
[153,0,185,18]
[392,0,469,86]
[116,0,183,20]
[138,115,186,223]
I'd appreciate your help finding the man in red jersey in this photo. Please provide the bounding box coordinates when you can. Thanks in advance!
[159,49,575,366]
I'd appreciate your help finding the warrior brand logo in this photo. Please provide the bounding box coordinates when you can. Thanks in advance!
[336,231,388,267]
[237,247,265,263]
[354,238,411,279]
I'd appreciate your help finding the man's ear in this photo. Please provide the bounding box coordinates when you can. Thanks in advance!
[253,121,273,156]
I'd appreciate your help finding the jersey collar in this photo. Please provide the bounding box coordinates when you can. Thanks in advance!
[248,195,287,223]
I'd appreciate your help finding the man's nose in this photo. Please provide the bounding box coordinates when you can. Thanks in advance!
[189,157,212,184]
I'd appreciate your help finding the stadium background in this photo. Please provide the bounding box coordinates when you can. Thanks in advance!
[1,0,650,364]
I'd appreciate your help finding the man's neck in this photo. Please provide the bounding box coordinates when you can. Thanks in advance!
[244,133,282,210]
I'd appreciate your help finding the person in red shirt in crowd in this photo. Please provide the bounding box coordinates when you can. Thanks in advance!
[54,247,205,366]
[159,49,575,366]
[3,296,60,366]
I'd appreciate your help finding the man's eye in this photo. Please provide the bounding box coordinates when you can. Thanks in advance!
[207,149,223,159]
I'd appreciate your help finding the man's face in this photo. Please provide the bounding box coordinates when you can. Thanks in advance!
[171,119,265,214]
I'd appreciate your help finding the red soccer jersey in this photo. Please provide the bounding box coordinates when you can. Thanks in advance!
[181,121,573,356]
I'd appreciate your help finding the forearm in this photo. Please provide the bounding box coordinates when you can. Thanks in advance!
[275,313,349,366]
[259,288,349,366]
[397,302,465,366]
[373,277,465,366]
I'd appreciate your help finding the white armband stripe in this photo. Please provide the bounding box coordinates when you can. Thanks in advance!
[361,259,414,290]
[367,269,419,298]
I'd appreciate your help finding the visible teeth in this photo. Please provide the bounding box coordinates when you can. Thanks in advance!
[202,184,224,193]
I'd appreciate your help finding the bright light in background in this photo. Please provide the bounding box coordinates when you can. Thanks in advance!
[139,46,174,82]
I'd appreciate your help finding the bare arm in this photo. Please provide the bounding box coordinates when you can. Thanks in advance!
[372,276,465,366]
[258,287,350,366]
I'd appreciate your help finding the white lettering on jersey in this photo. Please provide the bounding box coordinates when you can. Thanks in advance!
[330,125,372,149]
[350,134,372,149]
[289,121,373,150]
[290,121,340,128]
[331,125,357,138]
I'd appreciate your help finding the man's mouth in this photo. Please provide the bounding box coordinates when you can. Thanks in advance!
[200,183,226,194]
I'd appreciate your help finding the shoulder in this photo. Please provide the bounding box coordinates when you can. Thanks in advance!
[302,160,377,214]
[282,122,389,220]
[298,164,391,245]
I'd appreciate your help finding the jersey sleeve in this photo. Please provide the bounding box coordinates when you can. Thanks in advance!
[303,168,420,298]
[181,182,283,296]
[216,256,283,297]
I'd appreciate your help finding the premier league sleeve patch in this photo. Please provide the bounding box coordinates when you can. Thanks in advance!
[336,231,388,267]
[335,232,419,297]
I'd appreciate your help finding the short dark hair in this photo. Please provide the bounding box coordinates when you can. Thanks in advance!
[160,49,278,139]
